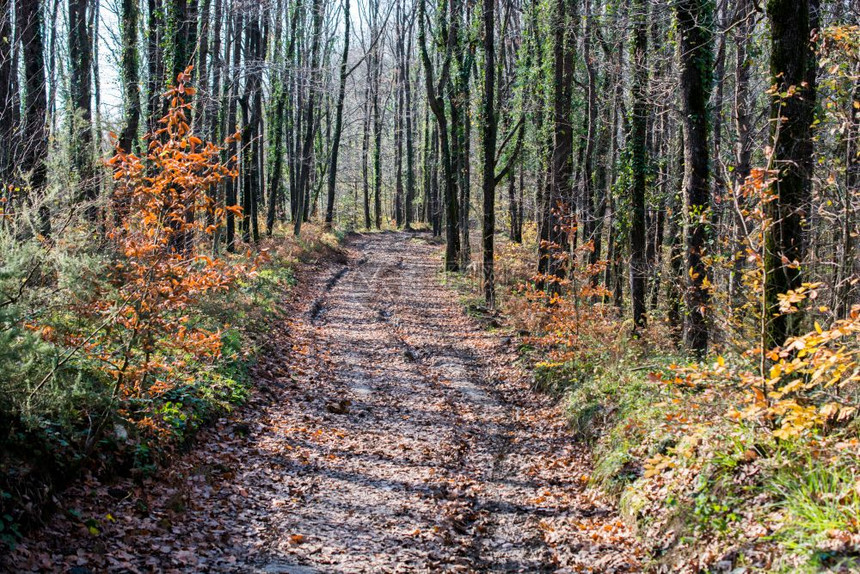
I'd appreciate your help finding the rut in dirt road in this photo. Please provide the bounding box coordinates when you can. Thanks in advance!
[3,232,641,573]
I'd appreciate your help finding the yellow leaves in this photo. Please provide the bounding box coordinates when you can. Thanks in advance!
[769,364,782,381]
[777,288,807,314]
[778,378,805,395]
[699,298,860,438]
[643,453,675,478]
[771,401,821,440]
[820,403,842,420]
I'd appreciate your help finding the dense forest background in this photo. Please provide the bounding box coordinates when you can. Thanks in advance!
[2,0,860,568]
[1,0,858,350]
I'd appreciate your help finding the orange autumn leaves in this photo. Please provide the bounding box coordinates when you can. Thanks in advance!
[74,68,247,431]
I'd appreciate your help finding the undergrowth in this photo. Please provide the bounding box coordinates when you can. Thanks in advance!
[0,223,340,548]
[0,71,345,549]
[462,229,860,572]
[535,340,860,572]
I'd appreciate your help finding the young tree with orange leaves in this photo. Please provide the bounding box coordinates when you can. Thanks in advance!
[95,69,245,426]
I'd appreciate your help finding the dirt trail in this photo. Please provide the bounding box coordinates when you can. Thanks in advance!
[4,232,641,573]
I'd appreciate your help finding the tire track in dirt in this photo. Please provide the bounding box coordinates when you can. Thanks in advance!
[3,232,642,573]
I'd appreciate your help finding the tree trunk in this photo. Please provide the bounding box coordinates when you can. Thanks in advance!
[418,0,460,271]
[294,0,322,236]
[481,0,497,305]
[0,0,15,183]
[69,0,95,219]
[455,56,471,269]
[677,0,714,355]
[118,0,140,155]
[394,3,405,228]
[195,0,210,131]
[324,0,349,230]
[18,0,50,236]
[241,7,263,244]
[581,0,596,255]
[764,0,815,348]
[146,0,164,135]
[629,0,648,328]
[404,23,417,229]
[208,0,222,142]
[537,0,575,294]
[508,164,520,242]
[224,8,242,252]
[362,75,372,229]
[728,0,754,313]
[371,0,383,229]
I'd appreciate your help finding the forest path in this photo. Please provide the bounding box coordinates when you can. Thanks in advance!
[4,232,641,573]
